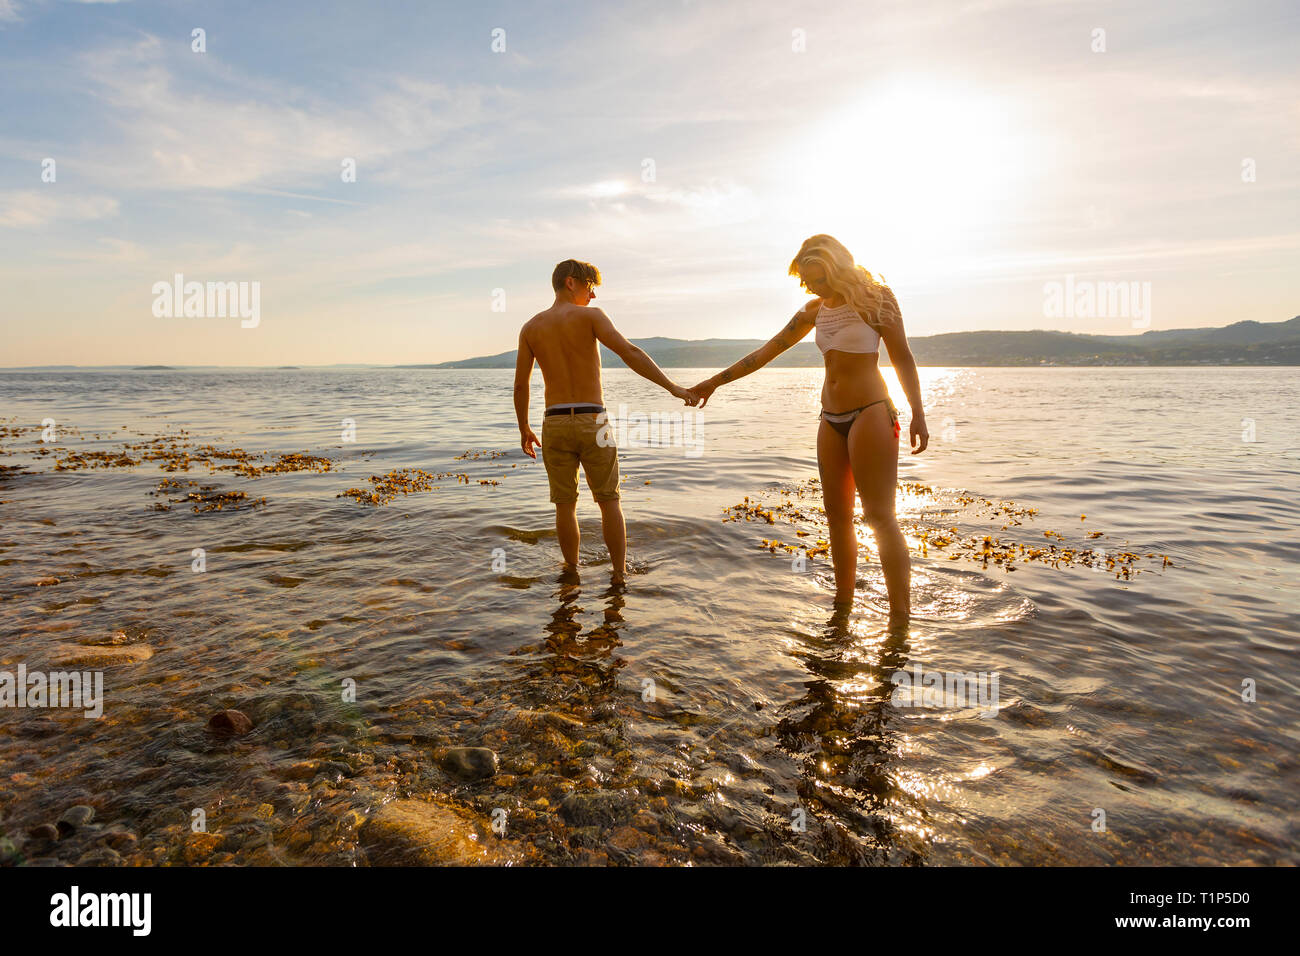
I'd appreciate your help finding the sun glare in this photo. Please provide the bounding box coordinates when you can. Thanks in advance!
[778,77,1037,286]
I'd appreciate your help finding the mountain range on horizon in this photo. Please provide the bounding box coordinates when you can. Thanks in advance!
[415,314,1300,369]
[5,316,1299,371]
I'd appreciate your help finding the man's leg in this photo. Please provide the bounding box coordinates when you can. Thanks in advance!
[542,418,581,570]
[596,497,626,583]
[581,418,625,584]
[555,500,580,567]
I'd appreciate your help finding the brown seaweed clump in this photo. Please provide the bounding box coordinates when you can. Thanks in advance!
[725,480,1174,579]
[52,449,142,470]
[455,449,508,461]
[150,478,267,513]
[337,468,469,506]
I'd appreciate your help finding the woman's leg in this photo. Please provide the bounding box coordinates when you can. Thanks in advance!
[846,403,910,623]
[817,419,859,605]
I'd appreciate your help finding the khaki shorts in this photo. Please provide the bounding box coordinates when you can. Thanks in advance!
[541,412,620,504]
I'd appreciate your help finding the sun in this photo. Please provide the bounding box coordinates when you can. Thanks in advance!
[776,76,1038,287]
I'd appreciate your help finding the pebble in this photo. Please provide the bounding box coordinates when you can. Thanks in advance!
[608,825,649,851]
[101,831,139,852]
[208,709,254,735]
[28,823,59,842]
[630,810,661,833]
[359,798,520,865]
[56,805,95,835]
[283,760,322,780]
[439,747,499,781]
[508,753,539,775]
[559,790,633,828]
[76,847,122,866]
[49,644,153,667]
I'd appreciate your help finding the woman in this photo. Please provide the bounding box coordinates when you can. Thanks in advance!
[690,235,928,625]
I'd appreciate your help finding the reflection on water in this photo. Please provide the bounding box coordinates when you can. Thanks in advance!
[0,367,1297,866]
[774,613,921,865]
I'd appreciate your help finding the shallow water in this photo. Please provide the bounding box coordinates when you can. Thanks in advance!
[0,366,1296,865]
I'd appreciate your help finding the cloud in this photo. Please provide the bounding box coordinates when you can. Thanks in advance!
[643,180,761,225]
[73,35,507,192]
[0,0,132,25]
[546,178,761,226]
[49,236,146,262]
[555,180,631,200]
[0,190,118,227]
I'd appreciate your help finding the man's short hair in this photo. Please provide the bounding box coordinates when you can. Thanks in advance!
[552,259,601,293]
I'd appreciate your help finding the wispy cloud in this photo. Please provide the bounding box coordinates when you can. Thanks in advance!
[0,190,118,227]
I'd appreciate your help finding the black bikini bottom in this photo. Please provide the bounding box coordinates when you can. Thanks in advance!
[819,397,900,440]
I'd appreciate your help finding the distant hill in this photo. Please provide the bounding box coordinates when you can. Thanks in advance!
[416,315,1300,368]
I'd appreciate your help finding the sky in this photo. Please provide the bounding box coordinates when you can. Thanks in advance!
[0,0,1296,366]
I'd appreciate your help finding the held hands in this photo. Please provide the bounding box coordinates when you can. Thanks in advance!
[687,378,717,408]
[521,427,541,459]
[670,383,702,407]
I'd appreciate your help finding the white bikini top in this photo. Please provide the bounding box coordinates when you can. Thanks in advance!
[814,299,881,354]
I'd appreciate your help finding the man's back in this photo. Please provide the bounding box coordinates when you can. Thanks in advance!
[513,257,698,586]
[521,303,604,407]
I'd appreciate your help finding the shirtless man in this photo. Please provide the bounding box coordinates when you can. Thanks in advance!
[514,259,698,584]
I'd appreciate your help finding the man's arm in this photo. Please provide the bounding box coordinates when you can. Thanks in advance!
[691,302,817,406]
[591,309,695,403]
[513,329,541,458]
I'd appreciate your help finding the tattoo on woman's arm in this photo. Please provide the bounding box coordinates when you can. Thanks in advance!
[718,353,760,385]
[775,316,801,347]
[719,318,801,385]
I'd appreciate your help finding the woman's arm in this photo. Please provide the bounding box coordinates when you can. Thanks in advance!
[691,302,817,407]
[876,289,929,453]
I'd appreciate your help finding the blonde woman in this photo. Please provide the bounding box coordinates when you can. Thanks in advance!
[690,235,929,624]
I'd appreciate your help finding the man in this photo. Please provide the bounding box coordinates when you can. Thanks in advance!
[514,258,698,585]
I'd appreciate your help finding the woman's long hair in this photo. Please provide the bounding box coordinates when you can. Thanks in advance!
[788,234,899,333]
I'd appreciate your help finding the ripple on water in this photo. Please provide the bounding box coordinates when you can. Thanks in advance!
[0,367,1296,866]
